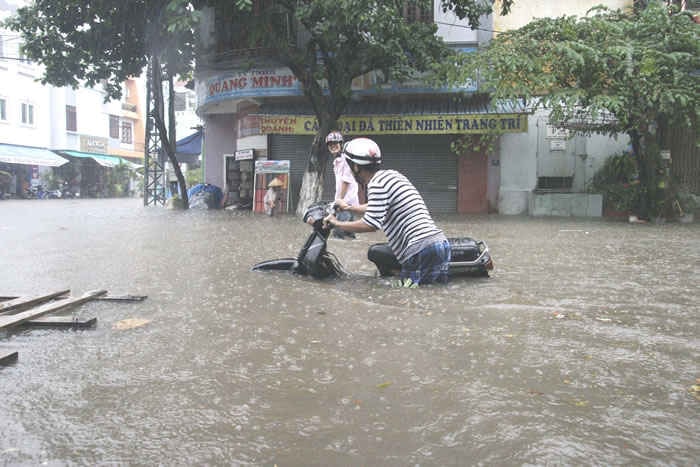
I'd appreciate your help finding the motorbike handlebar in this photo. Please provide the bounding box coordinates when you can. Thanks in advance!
[302,201,337,233]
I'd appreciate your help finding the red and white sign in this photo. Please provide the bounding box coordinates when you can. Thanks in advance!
[203,69,301,103]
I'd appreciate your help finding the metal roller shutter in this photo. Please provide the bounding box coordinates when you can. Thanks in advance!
[271,134,457,213]
[372,135,456,213]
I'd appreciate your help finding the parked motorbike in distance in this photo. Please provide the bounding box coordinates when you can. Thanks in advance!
[24,185,51,199]
[61,181,79,198]
[252,202,494,280]
[45,187,62,199]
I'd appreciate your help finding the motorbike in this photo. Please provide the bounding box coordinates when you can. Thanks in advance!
[25,185,52,199]
[61,181,79,198]
[252,202,494,280]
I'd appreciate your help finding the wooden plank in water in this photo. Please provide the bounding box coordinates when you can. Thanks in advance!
[95,294,147,302]
[24,316,97,329]
[0,289,71,315]
[0,351,18,366]
[0,290,107,330]
[2,293,147,303]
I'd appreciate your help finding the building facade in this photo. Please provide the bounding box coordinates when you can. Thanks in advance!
[0,1,146,198]
[194,0,635,216]
[493,0,632,215]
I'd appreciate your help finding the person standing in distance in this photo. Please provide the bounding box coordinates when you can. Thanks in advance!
[326,131,358,239]
[325,137,451,286]
[264,177,284,216]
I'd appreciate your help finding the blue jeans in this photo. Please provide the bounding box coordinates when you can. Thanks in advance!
[332,210,355,239]
[400,240,451,285]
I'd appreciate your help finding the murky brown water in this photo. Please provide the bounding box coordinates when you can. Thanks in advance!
[1,198,698,465]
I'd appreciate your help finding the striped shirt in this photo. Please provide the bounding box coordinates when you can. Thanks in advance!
[362,169,445,263]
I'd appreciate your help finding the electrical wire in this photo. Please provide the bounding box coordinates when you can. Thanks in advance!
[434,20,504,34]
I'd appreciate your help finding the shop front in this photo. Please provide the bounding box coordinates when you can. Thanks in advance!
[196,67,528,213]
[261,109,527,213]
[55,150,139,198]
[0,143,70,198]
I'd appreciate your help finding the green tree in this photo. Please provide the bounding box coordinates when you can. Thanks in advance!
[440,1,700,218]
[5,0,199,208]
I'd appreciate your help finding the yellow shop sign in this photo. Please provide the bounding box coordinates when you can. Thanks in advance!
[260,114,527,135]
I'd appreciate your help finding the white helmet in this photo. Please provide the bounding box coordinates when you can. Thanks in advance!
[343,138,382,166]
[325,131,343,144]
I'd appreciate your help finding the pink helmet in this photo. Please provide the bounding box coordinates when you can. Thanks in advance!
[343,138,382,166]
[325,131,344,144]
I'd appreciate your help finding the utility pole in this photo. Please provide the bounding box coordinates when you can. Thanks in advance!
[143,60,166,206]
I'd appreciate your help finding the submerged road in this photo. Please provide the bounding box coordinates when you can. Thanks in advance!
[0,198,698,465]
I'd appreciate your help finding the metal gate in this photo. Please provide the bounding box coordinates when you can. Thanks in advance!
[536,119,577,190]
[667,125,700,193]
[269,134,457,212]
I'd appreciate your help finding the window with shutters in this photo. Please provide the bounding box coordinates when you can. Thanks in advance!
[121,121,133,144]
[403,1,433,23]
[66,105,77,132]
[20,102,34,126]
[109,115,120,138]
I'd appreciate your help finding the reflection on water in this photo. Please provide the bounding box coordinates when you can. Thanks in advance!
[1,199,698,465]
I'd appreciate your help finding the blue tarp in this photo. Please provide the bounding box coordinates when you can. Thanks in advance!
[175,130,202,156]
[187,183,223,209]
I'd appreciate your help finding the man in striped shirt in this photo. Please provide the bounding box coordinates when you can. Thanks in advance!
[325,137,451,285]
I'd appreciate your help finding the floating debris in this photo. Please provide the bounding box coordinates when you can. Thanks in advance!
[113,318,151,330]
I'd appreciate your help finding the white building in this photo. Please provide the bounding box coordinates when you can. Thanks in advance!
[0,1,146,198]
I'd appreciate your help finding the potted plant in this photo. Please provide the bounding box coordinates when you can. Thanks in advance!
[588,152,641,217]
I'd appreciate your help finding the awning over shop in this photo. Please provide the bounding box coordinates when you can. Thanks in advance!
[56,150,139,169]
[0,143,70,167]
[175,129,202,165]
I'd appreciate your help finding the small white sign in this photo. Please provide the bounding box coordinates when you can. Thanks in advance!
[550,139,567,151]
[546,125,569,139]
[235,149,254,160]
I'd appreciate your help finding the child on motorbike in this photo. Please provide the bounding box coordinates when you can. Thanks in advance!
[326,131,358,239]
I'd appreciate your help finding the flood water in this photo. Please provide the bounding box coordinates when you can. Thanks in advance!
[0,198,698,466]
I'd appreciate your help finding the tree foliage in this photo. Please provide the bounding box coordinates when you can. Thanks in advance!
[6,0,196,100]
[441,1,700,217]
[5,0,198,207]
[442,0,514,28]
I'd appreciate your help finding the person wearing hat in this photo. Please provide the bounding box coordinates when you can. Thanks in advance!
[264,177,284,216]
[324,137,451,286]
